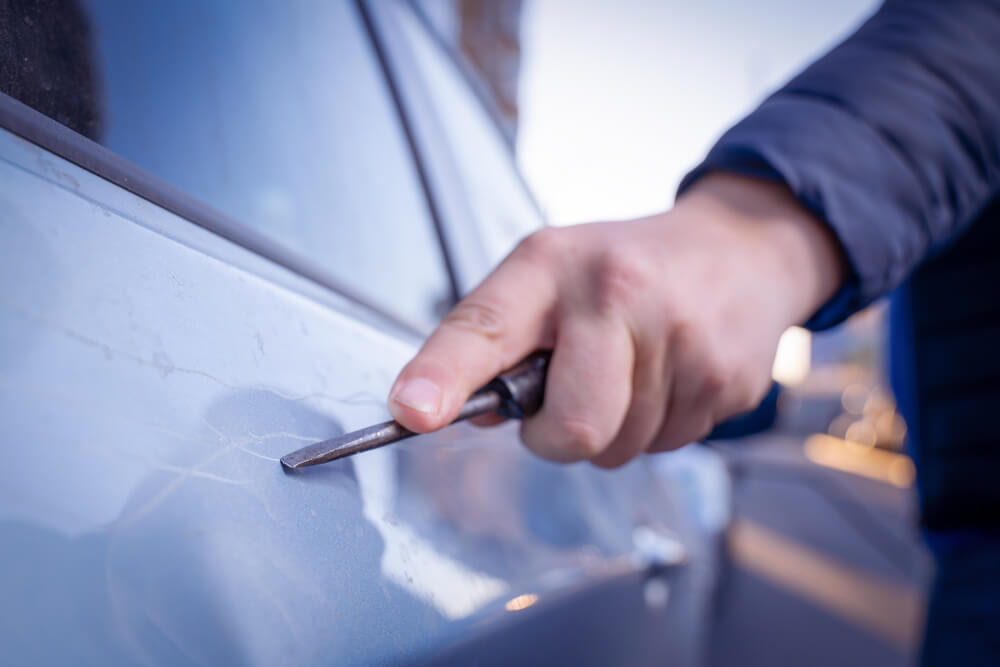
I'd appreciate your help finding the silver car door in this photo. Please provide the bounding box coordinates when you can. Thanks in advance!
[0,1,714,665]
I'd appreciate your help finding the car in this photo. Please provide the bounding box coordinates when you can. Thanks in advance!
[0,1,729,664]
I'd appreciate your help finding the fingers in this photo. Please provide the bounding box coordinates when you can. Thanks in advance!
[520,316,634,462]
[590,341,669,468]
[389,240,557,432]
[388,215,780,466]
[648,386,715,453]
[648,327,726,452]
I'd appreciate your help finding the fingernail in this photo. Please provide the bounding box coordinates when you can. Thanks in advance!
[392,378,442,415]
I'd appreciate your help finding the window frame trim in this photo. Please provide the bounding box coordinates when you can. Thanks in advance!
[0,1,450,339]
[365,0,546,296]
[404,0,544,217]
[356,0,463,307]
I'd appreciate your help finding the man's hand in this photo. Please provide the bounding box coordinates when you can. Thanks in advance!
[388,173,846,467]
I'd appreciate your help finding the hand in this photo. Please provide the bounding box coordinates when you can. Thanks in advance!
[388,173,846,467]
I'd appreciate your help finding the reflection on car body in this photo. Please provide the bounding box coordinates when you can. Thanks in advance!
[0,1,728,664]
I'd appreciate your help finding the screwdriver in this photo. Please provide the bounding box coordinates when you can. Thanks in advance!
[280,351,551,470]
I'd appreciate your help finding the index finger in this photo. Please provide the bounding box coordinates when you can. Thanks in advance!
[388,237,558,433]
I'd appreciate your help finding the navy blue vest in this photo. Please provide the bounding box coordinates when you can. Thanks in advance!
[893,196,1000,531]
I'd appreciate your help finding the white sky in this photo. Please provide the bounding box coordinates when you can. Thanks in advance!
[517,0,880,225]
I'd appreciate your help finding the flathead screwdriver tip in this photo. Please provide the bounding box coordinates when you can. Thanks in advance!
[279,454,305,472]
[279,352,551,470]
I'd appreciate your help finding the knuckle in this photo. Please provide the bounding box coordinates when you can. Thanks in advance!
[725,372,769,415]
[555,418,606,459]
[591,249,649,314]
[668,317,698,353]
[699,357,729,399]
[693,414,716,442]
[651,432,686,453]
[748,376,773,407]
[700,372,727,402]
[729,393,755,417]
[673,323,729,401]
[654,413,713,452]
[659,299,688,333]
[515,227,565,264]
[442,299,507,341]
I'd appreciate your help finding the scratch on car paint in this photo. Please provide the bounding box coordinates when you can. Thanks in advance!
[234,446,280,463]
[246,430,325,443]
[221,440,279,464]
[209,426,315,464]
[246,573,304,649]
[200,418,230,445]
[100,444,254,664]
[34,153,80,191]
[239,432,333,463]
[161,425,279,466]
[103,567,165,667]
[1,299,386,408]
[115,445,237,531]
[199,418,289,524]
[0,374,244,469]
[0,354,313,478]
[204,422,281,465]
[143,462,248,486]
[237,431,350,462]
[108,416,293,531]
[136,603,208,666]
[151,351,175,378]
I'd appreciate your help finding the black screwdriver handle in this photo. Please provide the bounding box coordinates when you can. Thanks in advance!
[483,351,551,419]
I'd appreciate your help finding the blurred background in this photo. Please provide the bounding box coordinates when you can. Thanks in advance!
[0,0,936,663]
[421,1,931,665]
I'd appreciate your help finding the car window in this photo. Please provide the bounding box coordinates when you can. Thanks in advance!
[0,0,453,331]
[393,1,543,275]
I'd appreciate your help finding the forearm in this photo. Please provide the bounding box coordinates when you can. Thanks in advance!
[681,0,1000,326]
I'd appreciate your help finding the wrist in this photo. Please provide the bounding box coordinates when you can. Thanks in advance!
[676,172,847,327]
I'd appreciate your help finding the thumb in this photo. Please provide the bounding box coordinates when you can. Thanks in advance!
[388,243,556,432]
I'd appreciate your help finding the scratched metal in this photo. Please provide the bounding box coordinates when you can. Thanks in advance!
[0,135,724,666]
[0,4,728,666]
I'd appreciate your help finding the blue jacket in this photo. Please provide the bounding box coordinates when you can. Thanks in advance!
[682,0,1000,531]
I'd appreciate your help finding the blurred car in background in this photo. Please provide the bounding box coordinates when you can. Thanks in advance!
[0,1,730,665]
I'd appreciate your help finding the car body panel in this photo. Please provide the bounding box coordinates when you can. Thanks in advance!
[0,126,715,665]
[0,2,728,664]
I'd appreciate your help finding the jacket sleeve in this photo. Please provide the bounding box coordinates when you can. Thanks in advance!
[679,0,1000,329]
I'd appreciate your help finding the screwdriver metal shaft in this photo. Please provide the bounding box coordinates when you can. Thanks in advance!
[280,351,551,470]
[280,391,502,469]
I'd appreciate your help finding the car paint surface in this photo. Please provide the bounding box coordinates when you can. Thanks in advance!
[0,1,731,663]
[0,126,724,665]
